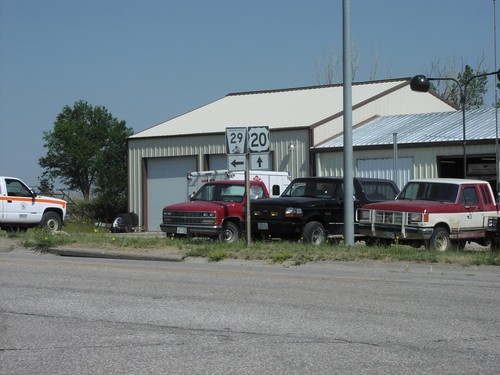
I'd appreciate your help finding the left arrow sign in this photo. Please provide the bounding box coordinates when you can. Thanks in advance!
[227,155,246,171]
[231,159,244,167]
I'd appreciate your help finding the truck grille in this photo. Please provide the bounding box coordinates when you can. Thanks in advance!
[373,211,403,225]
[163,210,216,225]
[252,206,284,219]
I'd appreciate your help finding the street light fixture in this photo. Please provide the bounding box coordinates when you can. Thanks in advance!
[410,69,500,179]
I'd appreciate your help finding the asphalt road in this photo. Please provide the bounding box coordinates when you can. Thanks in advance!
[1,248,499,375]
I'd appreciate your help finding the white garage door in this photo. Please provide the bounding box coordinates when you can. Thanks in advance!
[357,157,413,190]
[208,154,227,170]
[147,157,196,231]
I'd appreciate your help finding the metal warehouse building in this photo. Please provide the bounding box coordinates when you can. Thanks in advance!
[128,78,456,231]
[314,108,500,194]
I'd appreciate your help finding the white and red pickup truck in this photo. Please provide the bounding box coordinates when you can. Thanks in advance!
[356,178,500,251]
[0,176,67,232]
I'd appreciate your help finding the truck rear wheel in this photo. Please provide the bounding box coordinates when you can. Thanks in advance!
[491,238,500,252]
[302,221,326,245]
[426,227,451,251]
[41,212,62,231]
[218,222,239,243]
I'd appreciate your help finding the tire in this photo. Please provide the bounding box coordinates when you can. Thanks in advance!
[302,221,326,245]
[491,238,500,252]
[111,213,136,233]
[128,212,139,227]
[426,227,451,251]
[365,237,377,247]
[218,222,239,243]
[41,212,62,231]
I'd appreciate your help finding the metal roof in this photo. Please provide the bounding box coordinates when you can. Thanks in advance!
[131,80,410,139]
[315,108,499,149]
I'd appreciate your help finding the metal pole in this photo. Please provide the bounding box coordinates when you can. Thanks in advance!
[494,0,499,202]
[245,152,251,244]
[461,87,467,178]
[342,0,354,246]
[393,133,398,187]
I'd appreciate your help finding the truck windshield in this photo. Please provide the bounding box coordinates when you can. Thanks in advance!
[281,181,337,199]
[398,182,458,202]
[191,184,248,202]
[359,180,399,201]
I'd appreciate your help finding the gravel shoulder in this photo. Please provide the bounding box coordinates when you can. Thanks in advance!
[0,234,185,258]
[0,236,19,252]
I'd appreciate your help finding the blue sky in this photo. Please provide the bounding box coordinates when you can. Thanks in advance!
[0,0,498,187]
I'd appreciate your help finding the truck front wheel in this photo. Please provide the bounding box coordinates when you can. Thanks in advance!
[426,227,451,251]
[302,221,326,245]
[218,222,239,243]
[41,212,62,231]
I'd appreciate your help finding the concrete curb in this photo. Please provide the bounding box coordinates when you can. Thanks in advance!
[47,248,185,262]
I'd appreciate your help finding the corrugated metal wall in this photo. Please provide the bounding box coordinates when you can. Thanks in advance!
[315,143,497,183]
[128,129,312,226]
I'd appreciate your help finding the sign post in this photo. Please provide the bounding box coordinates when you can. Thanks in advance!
[225,126,270,245]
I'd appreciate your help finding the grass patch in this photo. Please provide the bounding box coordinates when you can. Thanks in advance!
[21,228,69,253]
[2,222,499,266]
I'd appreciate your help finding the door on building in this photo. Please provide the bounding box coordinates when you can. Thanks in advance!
[207,154,227,170]
[357,157,413,190]
[146,156,197,231]
[437,156,464,179]
[438,154,497,198]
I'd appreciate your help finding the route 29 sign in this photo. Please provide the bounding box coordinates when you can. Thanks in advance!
[225,127,247,154]
[226,126,270,154]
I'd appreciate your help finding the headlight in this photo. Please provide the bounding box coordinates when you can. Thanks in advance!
[284,207,303,218]
[408,212,428,223]
[357,209,370,222]
[408,212,422,223]
[201,211,217,224]
[488,217,498,229]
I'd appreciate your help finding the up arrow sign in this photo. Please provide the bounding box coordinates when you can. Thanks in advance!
[250,153,270,170]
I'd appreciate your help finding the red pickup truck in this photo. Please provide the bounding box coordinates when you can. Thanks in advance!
[356,178,500,251]
[160,180,269,243]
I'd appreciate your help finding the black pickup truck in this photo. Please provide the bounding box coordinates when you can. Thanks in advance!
[249,177,399,245]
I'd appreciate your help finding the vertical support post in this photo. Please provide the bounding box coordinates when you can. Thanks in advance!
[245,153,251,245]
[393,133,398,187]
[343,0,354,246]
[461,88,467,178]
[494,0,500,202]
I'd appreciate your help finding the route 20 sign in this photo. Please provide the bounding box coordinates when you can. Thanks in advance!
[226,126,270,155]
[247,126,270,153]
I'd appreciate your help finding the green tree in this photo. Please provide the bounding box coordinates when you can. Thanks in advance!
[427,60,489,110]
[446,65,488,110]
[39,101,133,218]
